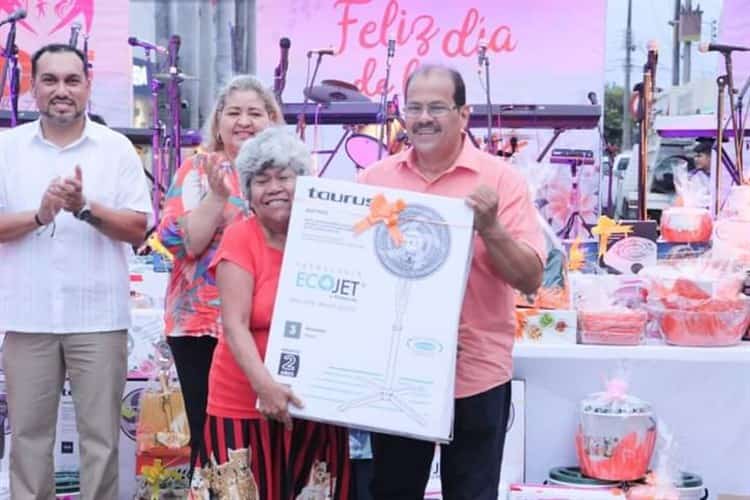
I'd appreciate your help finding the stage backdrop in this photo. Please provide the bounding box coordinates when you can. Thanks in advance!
[257,0,605,106]
[256,0,607,238]
[0,0,132,126]
[718,0,750,84]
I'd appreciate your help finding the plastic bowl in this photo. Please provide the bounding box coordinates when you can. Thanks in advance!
[579,310,648,346]
[646,301,750,346]
[661,207,713,243]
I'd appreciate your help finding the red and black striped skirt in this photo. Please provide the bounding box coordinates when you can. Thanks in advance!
[195,415,351,500]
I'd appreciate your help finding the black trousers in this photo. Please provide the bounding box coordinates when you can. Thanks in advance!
[166,335,217,475]
[370,381,512,500]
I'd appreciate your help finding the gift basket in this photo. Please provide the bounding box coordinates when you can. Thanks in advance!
[575,378,656,481]
[136,341,190,455]
[572,275,649,345]
[713,185,750,264]
[641,259,750,346]
[660,164,712,244]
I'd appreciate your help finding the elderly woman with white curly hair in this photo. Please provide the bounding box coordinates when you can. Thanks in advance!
[198,126,351,499]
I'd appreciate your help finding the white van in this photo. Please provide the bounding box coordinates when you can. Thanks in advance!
[614,140,694,220]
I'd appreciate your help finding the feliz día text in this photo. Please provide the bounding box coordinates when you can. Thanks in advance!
[334,0,518,97]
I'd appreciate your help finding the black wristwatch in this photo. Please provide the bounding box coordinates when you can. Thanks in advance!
[73,200,93,223]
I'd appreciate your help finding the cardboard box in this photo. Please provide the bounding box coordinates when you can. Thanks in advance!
[264,177,474,442]
[515,309,577,344]
[129,259,169,309]
[424,380,525,499]
[127,309,165,379]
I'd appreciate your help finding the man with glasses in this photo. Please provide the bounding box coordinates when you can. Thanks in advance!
[0,44,151,499]
[359,65,546,500]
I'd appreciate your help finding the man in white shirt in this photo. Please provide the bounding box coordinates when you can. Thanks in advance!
[0,44,152,499]
[685,139,713,209]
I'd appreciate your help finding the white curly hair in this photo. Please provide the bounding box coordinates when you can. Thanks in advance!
[235,126,313,200]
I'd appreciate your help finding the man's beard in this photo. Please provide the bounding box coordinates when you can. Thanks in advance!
[41,102,84,126]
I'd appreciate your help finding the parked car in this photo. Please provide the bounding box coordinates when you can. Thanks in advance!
[603,152,630,215]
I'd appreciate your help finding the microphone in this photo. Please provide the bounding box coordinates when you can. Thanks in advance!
[275,37,290,101]
[168,34,181,69]
[698,41,750,54]
[477,39,488,71]
[646,40,658,94]
[387,33,396,58]
[128,36,168,54]
[69,22,81,48]
[0,8,25,26]
[307,47,336,57]
[587,91,598,106]
[646,40,658,66]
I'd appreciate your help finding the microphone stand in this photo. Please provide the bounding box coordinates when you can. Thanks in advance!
[481,50,493,154]
[297,53,325,141]
[715,76,727,217]
[636,52,655,221]
[720,51,744,182]
[149,49,166,222]
[736,74,750,146]
[0,19,20,126]
[83,33,92,113]
[377,42,395,160]
[166,36,182,183]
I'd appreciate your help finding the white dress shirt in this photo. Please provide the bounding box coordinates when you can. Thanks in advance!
[0,119,153,333]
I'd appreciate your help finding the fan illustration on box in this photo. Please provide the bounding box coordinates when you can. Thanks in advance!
[338,203,451,425]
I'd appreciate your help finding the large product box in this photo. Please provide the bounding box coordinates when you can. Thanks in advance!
[264,177,474,442]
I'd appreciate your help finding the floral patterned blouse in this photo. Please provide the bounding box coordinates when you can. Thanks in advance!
[157,153,247,337]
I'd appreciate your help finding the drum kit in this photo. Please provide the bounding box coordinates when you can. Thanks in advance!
[302,78,409,170]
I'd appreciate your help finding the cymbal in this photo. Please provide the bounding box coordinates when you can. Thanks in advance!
[304,83,370,103]
[321,79,359,92]
[154,72,199,81]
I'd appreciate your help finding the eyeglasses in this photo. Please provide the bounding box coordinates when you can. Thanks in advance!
[404,103,458,118]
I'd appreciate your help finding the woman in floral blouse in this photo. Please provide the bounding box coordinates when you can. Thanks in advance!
[157,74,284,474]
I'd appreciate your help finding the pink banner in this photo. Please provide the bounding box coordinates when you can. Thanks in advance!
[718,0,750,86]
[257,0,606,104]
[0,0,131,126]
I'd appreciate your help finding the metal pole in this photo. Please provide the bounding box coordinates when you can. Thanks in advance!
[715,76,727,216]
[722,52,743,181]
[377,40,395,160]
[148,49,164,222]
[682,0,692,84]
[638,70,652,220]
[0,21,19,127]
[167,35,182,181]
[672,0,681,86]
[483,52,493,154]
[623,0,634,149]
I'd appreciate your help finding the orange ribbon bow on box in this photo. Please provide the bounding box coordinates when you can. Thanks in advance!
[353,193,407,246]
